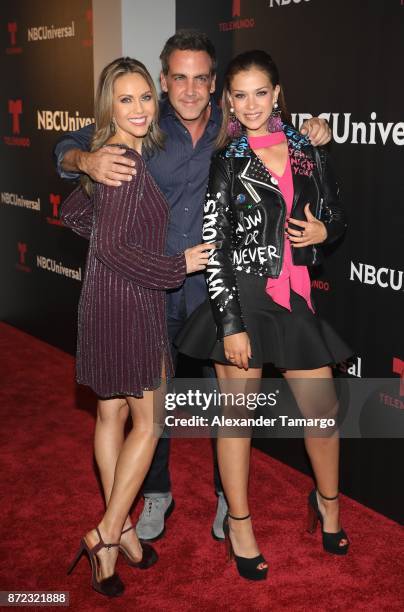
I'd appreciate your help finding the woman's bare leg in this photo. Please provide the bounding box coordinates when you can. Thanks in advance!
[85,377,166,578]
[94,398,137,550]
[215,363,267,568]
[283,366,347,546]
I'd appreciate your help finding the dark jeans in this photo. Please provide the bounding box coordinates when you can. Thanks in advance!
[142,298,223,495]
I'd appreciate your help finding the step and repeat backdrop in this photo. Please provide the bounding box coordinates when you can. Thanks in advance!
[0,0,402,521]
[0,0,93,352]
[176,0,403,522]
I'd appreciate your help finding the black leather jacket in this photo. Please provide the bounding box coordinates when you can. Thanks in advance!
[202,125,347,339]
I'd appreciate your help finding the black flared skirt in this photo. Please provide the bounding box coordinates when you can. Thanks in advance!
[175,272,352,370]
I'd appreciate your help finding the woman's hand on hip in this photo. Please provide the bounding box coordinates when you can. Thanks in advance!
[286,203,327,248]
[224,332,252,370]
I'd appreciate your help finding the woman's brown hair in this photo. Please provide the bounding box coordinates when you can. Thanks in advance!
[82,57,164,195]
[216,50,291,150]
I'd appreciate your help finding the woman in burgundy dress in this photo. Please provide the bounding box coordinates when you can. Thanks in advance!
[61,57,210,597]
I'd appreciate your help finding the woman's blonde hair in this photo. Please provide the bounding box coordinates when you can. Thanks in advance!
[82,56,164,195]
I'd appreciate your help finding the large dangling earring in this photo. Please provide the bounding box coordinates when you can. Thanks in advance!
[110,118,117,134]
[268,101,282,133]
[227,106,242,138]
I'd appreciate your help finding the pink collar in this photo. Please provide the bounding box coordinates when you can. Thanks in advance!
[248,131,286,149]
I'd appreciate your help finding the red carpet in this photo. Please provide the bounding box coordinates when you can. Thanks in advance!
[0,322,403,611]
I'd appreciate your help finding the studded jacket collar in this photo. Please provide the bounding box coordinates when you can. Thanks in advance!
[202,125,347,339]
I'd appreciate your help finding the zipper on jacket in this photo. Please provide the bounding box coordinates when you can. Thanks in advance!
[236,157,287,277]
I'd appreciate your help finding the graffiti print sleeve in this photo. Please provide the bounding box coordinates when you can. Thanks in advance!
[203,156,246,339]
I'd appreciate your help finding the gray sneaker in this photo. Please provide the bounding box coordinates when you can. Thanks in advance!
[136,492,175,541]
[211,492,228,541]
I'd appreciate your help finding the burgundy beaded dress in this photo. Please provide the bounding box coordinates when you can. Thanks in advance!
[60,147,186,398]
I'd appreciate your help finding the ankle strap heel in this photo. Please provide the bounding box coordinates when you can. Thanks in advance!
[222,513,268,581]
[119,524,158,569]
[317,489,339,501]
[228,513,251,521]
[67,527,124,597]
[307,489,349,556]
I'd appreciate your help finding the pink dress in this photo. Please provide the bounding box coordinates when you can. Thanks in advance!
[248,132,314,313]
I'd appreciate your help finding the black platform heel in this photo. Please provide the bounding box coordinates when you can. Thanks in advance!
[307,489,349,555]
[223,513,268,581]
[67,527,124,597]
[120,524,158,569]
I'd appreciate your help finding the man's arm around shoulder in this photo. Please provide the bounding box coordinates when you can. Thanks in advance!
[53,124,136,186]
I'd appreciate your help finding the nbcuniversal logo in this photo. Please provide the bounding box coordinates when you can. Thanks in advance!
[1,191,40,212]
[37,109,94,132]
[292,112,404,146]
[350,261,403,292]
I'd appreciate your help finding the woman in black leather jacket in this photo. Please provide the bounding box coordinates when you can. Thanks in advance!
[176,50,351,579]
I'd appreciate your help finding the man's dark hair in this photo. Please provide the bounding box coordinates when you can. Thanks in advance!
[160,29,216,75]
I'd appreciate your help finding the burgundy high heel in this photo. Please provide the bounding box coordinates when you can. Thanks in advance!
[307,489,349,555]
[67,527,124,597]
[119,524,158,569]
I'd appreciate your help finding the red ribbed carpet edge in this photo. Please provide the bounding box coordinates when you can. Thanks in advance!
[0,322,403,612]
